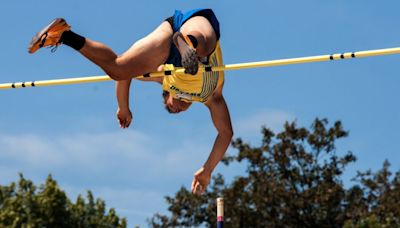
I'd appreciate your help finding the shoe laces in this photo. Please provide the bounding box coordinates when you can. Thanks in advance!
[50,46,59,53]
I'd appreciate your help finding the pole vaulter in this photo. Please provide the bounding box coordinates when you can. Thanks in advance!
[3,9,400,196]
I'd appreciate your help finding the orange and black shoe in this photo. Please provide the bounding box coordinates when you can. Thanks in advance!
[28,18,71,54]
[173,32,199,75]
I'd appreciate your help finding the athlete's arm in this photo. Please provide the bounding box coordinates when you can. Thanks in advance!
[191,88,233,194]
[115,76,162,128]
[116,79,133,128]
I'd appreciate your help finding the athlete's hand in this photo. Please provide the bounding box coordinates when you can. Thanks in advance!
[191,167,211,195]
[117,108,132,128]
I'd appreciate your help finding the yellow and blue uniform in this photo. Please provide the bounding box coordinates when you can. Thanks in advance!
[163,9,223,103]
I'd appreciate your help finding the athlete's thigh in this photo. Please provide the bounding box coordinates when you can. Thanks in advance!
[117,21,173,75]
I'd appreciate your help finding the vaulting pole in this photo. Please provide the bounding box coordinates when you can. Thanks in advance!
[217,197,224,228]
[1,47,399,90]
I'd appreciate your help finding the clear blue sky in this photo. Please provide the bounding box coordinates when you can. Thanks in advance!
[1,1,399,226]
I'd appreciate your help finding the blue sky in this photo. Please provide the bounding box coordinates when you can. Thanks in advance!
[1,0,400,226]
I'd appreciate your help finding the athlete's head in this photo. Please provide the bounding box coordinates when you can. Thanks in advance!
[162,91,192,114]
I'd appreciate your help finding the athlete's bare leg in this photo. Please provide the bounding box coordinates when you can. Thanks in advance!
[29,15,218,81]
[80,16,217,80]
[78,16,217,81]
[79,21,173,81]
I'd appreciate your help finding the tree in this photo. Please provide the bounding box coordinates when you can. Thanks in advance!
[149,119,400,227]
[344,160,400,227]
[0,174,127,228]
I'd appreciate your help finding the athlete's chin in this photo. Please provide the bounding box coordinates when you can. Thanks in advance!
[176,108,190,114]
[167,105,190,114]
[168,109,182,114]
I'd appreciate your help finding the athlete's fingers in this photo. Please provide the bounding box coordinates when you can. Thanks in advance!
[192,180,203,195]
[198,184,204,194]
[191,178,197,193]
[120,119,126,128]
[194,182,203,195]
[126,119,131,128]
[126,116,132,127]
[157,65,164,71]
[192,179,201,194]
[194,182,199,194]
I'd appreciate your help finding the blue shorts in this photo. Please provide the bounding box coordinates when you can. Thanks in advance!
[165,9,220,67]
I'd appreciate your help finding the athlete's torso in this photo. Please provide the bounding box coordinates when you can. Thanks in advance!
[162,41,224,103]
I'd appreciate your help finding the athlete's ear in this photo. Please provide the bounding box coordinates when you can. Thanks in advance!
[162,91,173,113]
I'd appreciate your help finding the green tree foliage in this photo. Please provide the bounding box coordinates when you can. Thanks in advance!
[149,119,400,227]
[0,174,127,228]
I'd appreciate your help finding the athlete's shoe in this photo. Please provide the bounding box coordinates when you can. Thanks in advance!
[173,32,199,75]
[28,18,71,54]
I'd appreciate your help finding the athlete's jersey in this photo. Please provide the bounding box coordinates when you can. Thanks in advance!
[162,41,224,103]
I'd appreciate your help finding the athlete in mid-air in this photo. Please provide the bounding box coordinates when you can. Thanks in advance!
[28,9,233,195]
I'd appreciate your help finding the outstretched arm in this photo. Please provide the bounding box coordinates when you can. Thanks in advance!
[115,77,162,128]
[116,79,133,128]
[191,91,233,194]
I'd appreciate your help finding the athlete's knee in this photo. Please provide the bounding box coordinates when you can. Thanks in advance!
[103,60,131,80]
[116,48,168,76]
[107,57,157,80]
[106,69,129,81]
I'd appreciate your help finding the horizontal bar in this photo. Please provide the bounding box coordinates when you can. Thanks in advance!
[1,47,399,90]
[0,75,111,89]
